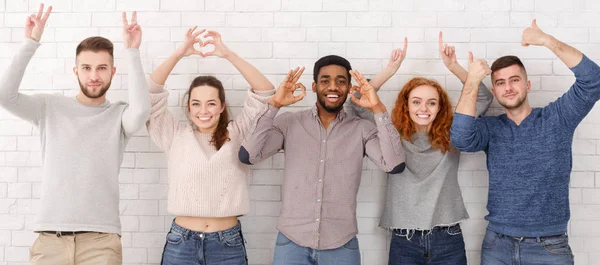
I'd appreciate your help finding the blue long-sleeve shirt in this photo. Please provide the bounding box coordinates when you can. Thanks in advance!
[450,55,600,237]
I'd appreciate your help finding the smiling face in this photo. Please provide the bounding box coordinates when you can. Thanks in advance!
[187,85,225,133]
[491,64,531,110]
[73,50,116,99]
[407,85,440,132]
[312,64,351,113]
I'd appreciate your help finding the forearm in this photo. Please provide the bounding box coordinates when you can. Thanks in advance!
[545,36,583,69]
[447,63,468,83]
[226,52,274,91]
[122,48,151,135]
[369,66,396,90]
[455,79,480,117]
[368,112,405,173]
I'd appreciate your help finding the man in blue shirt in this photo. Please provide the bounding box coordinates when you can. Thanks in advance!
[451,20,600,265]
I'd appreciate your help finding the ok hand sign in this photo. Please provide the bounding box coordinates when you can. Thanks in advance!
[25,4,52,42]
[349,70,386,113]
[269,67,307,108]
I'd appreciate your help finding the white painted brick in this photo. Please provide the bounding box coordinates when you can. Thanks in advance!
[120,200,159,215]
[301,12,346,27]
[323,0,368,11]
[415,0,466,11]
[466,0,511,11]
[392,12,437,27]
[73,0,116,12]
[161,0,204,11]
[122,248,147,263]
[369,0,415,11]
[438,12,482,27]
[226,13,273,28]
[248,186,280,201]
[181,12,226,28]
[262,28,306,42]
[378,27,425,42]
[331,28,377,42]
[282,0,322,11]
[536,0,583,12]
[235,0,281,11]
[205,0,234,11]
[512,0,535,11]
[5,246,28,262]
[347,43,393,59]
[0,215,24,229]
[29,0,72,12]
[116,0,159,11]
[509,12,557,28]
[347,12,392,27]
[273,42,318,58]
[7,183,30,199]
[139,216,165,232]
[470,28,520,43]
[318,42,346,57]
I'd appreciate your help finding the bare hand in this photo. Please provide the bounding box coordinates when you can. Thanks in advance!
[174,26,206,58]
[25,4,52,42]
[466,52,491,83]
[270,67,307,108]
[201,31,232,58]
[438,31,458,69]
[122,11,142,49]
[522,19,551,47]
[386,37,408,71]
[349,70,385,113]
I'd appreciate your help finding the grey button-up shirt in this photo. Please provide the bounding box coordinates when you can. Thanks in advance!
[240,104,405,250]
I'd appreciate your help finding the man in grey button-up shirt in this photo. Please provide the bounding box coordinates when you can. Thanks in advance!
[239,55,406,265]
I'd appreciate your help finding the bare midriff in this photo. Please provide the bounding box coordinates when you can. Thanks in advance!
[175,216,239,233]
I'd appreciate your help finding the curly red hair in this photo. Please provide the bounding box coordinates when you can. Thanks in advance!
[391,77,454,153]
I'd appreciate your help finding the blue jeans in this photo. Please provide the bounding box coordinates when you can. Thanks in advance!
[388,224,467,265]
[160,220,247,265]
[272,232,361,265]
[481,229,574,265]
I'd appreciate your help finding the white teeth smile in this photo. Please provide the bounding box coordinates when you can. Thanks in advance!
[199,117,210,121]
[327,95,339,98]
[417,114,430,118]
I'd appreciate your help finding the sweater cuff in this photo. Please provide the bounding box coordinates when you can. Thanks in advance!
[22,38,41,51]
[373,111,392,126]
[571,54,600,78]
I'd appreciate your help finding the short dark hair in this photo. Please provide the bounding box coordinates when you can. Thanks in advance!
[491,55,527,81]
[313,55,352,83]
[76,36,114,60]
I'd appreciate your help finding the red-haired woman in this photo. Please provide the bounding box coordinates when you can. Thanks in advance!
[379,33,493,264]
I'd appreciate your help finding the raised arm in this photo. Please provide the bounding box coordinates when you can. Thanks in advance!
[121,11,151,137]
[146,27,205,151]
[451,52,492,152]
[0,4,52,126]
[439,32,493,117]
[522,19,600,129]
[349,70,405,173]
[239,67,306,165]
[201,30,276,136]
[202,31,274,92]
[347,39,408,121]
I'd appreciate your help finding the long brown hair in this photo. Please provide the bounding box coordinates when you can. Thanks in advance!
[185,76,230,150]
[391,77,454,153]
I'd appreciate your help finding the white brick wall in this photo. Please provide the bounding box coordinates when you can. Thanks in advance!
[0,1,599,264]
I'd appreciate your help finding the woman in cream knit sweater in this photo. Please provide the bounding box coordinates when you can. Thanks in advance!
[146,27,275,265]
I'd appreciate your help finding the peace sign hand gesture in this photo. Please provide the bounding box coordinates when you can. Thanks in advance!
[122,11,142,49]
[269,67,307,108]
[349,70,386,113]
[25,4,52,42]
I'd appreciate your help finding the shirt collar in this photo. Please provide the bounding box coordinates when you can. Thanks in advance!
[311,103,347,121]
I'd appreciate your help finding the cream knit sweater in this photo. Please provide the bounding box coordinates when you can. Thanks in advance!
[146,78,274,217]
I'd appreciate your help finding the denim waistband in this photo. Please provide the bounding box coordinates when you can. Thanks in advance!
[494,230,568,243]
[392,223,460,234]
[169,220,242,240]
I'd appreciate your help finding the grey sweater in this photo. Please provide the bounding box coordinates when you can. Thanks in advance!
[0,39,150,233]
[377,82,493,230]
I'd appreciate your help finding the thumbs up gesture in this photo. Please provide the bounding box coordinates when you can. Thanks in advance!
[466,52,491,83]
[522,19,551,47]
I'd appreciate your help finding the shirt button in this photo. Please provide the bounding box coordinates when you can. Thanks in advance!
[317,199,321,203]
[318,179,323,182]
[322,140,326,143]
[320,160,324,163]
[315,218,320,222]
